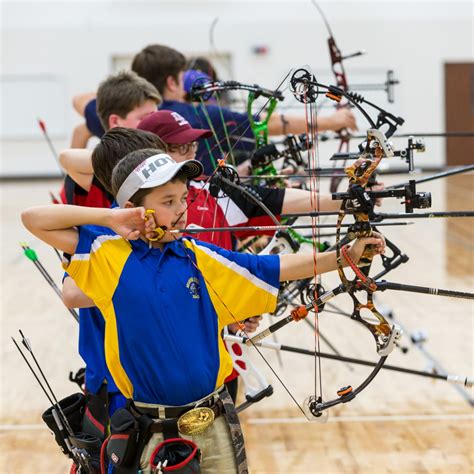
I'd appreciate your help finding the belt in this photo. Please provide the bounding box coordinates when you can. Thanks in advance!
[132,390,226,436]
[147,400,224,434]
[134,388,223,419]
[134,395,219,419]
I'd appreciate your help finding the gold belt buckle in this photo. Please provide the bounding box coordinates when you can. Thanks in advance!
[177,406,215,435]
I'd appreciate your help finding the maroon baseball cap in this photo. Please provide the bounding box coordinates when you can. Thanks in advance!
[137,110,213,145]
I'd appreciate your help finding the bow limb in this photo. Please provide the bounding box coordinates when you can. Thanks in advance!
[310,1,353,193]
[208,17,235,82]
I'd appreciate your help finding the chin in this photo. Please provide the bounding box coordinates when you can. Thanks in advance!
[162,234,179,243]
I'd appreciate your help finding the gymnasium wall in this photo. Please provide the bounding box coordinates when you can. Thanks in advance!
[1,0,472,177]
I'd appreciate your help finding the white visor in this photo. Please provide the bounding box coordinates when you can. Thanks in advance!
[116,153,203,207]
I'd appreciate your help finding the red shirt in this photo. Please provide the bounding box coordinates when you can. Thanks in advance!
[59,176,113,208]
[185,186,234,250]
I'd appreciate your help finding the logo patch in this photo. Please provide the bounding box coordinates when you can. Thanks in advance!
[137,155,173,180]
[186,277,200,299]
[171,111,190,126]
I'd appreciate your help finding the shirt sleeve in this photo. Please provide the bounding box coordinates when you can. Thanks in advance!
[84,99,106,138]
[183,239,280,326]
[62,225,131,307]
[62,253,71,282]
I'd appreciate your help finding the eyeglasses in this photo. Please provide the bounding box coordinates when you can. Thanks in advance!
[168,142,199,156]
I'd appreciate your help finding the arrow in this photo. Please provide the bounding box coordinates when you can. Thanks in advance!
[224,335,472,387]
[37,118,65,177]
[20,243,79,323]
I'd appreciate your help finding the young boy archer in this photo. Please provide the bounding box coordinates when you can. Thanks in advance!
[67,126,265,408]
[22,149,385,472]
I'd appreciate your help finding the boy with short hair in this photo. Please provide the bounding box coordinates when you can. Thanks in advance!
[91,127,167,196]
[59,71,161,206]
[96,70,161,131]
[23,149,384,473]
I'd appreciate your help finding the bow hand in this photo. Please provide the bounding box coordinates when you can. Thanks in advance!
[345,233,386,266]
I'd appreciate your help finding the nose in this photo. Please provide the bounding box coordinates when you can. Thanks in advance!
[177,200,187,216]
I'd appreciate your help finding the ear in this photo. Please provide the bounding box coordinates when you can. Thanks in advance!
[108,114,120,129]
[165,75,178,92]
[123,201,134,209]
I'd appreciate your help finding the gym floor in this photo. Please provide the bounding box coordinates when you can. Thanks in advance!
[1,173,472,473]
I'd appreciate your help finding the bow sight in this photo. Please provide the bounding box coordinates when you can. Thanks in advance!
[332,180,432,216]
[331,136,426,171]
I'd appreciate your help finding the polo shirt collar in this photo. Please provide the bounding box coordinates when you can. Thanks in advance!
[160,100,179,109]
[130,237,189,260]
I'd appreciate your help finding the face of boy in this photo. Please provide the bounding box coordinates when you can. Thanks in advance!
[139,179,188,244]
[176,71,186,100]
[166,71,186,101]
[112,100,157,129]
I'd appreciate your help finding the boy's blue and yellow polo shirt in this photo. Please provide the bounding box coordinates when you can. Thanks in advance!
[65,225,280,406]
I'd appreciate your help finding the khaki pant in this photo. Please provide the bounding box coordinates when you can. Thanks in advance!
[139,415,237,473]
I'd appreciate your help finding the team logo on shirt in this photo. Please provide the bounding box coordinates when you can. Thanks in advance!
[186,277,200,299]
